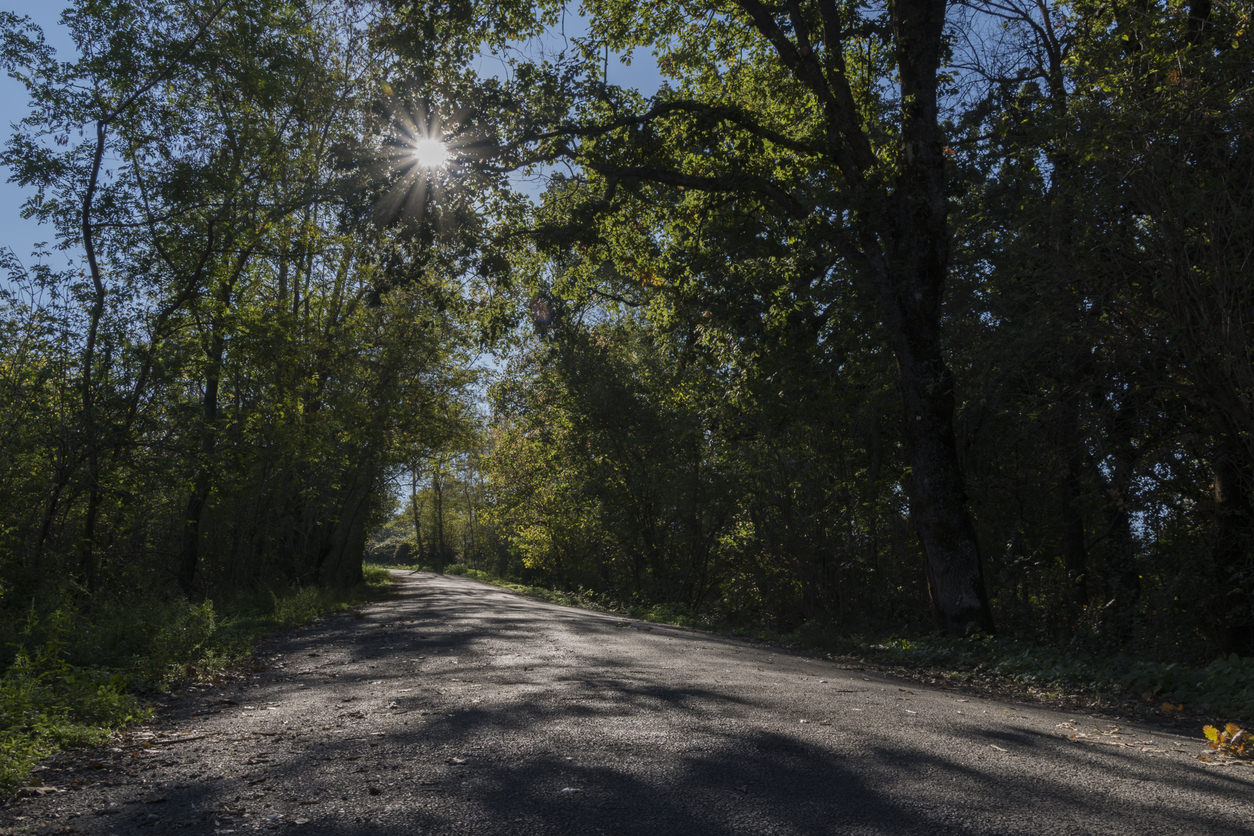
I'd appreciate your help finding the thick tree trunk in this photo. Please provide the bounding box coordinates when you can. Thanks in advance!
[862,0,988,634]
[868,201,993,636]
[1211,443,1254,655]
[893,327,994,635]
[879,0,994,635]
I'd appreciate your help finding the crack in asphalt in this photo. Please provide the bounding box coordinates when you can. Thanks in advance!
[2,571,1252,835]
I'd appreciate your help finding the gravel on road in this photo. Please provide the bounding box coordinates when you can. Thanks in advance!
[2,571,1252,835]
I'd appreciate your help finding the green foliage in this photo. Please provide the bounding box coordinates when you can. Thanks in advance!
[3,0,1254,796]
[0,0,478,622]
[478,299,919,632]
[270,566,393,627]
[0,607,148,792]
[1123,655,1254,722]
[856,637,1254,722]
[0,569,393,794]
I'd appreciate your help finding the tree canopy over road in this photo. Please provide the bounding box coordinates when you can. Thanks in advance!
[1,0,1253,784]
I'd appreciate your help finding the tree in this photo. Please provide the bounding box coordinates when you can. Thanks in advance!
[938,0,1253,653]
[1063,0,1254,652]
[389,0,995,632]
[0,0,481,603]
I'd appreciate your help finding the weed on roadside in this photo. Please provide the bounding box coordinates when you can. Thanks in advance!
[0,565,394,795]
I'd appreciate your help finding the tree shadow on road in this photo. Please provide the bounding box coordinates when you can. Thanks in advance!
[7,572,1251,835]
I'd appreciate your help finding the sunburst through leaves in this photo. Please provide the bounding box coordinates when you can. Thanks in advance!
[373,102,456,227]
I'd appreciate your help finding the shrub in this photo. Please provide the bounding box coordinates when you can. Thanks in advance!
[0,566,394,794]
[0,610,148,791]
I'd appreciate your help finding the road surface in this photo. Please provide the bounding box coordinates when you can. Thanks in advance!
[3,571,1252,834]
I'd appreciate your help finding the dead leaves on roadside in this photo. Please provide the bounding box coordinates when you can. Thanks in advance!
[1201,723,1253,761]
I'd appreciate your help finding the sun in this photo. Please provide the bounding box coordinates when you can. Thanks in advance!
[412,137,450,168]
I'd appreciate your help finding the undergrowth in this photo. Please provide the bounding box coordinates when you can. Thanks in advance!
[0,565,392,794]
[846,635,1254,723]
[428,563,1254,729]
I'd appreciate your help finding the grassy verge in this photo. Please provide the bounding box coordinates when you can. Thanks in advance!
[425,563,1253,730]
[0,565,393,794]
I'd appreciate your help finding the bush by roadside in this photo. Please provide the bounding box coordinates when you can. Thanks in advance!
[0,566,393,794]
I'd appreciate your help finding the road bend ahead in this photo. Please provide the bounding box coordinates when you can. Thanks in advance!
[4,571,1252,835]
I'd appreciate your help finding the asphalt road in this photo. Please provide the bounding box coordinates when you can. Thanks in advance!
[3,571,1253,835]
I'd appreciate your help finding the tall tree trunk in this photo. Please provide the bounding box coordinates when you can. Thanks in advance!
[409,467,426,560]
[431,464,446,568]
[890,324,993,635]
[462,462,478,563]
[77,120,110,592]
[178,327,224,595]
[876,0,994,635]
[178,262,246,594]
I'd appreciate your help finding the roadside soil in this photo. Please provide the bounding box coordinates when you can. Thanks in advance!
[2,571,1252,835]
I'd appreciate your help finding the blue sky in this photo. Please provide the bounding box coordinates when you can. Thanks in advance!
[1,3,73,267]
[0,4,662,272]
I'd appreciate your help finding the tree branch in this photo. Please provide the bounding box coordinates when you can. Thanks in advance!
[524,99,821,157]
[732,0,876,183]
[585,161,812,217]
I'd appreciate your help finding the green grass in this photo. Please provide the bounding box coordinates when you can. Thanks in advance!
[422,564,1254,727]
[0,565,393,794]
